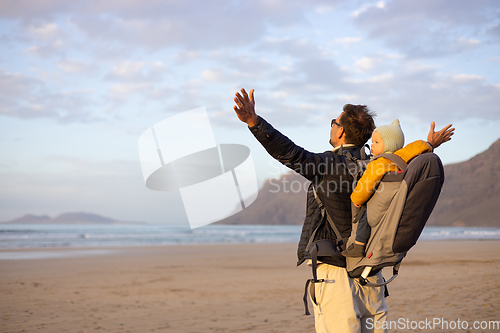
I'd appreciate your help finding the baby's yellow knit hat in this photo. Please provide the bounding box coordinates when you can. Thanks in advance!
[374,119,405,153]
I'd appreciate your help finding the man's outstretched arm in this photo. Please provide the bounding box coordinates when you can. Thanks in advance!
[232,88,334,182]
[234,88,258,127]
[427,122,455,149]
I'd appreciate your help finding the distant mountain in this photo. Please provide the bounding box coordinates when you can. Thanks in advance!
[427,138,500,227]
[219,138,500,227]
[1,212,145,225]
[6,214,53,224]
[217,171,309,225]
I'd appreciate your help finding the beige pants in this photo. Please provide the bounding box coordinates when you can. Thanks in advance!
[311,264,388,333]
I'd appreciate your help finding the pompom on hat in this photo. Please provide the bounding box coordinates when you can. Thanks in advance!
[374,119,405,154]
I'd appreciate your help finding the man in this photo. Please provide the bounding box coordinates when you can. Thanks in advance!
[233,88,454,333]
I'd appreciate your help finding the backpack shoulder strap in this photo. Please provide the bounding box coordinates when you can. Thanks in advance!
[303,185,347,316]
[312,186,343,242]
[375,153,407,171]
[338,145,371,183]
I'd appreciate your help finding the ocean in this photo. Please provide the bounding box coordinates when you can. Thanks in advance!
[1,224,500,250]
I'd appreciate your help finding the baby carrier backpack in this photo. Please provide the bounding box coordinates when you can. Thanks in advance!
[345,152,444,285]
[303,148,444,314]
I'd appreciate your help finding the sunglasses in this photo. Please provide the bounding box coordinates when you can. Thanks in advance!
[331,118,342,127]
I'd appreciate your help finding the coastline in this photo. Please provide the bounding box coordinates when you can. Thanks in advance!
[1,224,499,251]
[1,241,499,332]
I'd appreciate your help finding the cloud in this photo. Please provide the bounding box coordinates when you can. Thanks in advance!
[57,59,96,74]
[351,1,386,18]
[351,63,500,123]
[257,53,499,126]
[295,58,346,88]
[0,0,497,128]
[20,21,71,58]
[454,37,481,50]
[347,73,394,83]
[108,61,147,81]
[197,54,277,86]
[28,22,60,39]
[201,69,228,83]
[0,0,317,53]
[352,0,499,58]
[109,82,152,96]
[451,74,484,82]
[172,50,201,64]
[0,69,48,118]
[354,56,379,71]
[0,69,41,98]
[486,22,500,39]
[219,55,274,77]
[0,69,101,122]
[351,53,405,73]
[105,61,166,82]
[25,41,65,58]
[260,38,320,59]
[315,5,335,14]
[101,61,170,103]
[333,37,362,45]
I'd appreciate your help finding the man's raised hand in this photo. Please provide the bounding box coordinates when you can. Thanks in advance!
[234,88,258,127]
[427,122,455,149]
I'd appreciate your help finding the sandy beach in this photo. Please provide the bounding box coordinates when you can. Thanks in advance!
[1,241,499,333]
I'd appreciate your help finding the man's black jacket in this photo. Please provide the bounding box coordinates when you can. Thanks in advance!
[250,116,364,268]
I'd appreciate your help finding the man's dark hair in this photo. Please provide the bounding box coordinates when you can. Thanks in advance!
[339,104,376,147]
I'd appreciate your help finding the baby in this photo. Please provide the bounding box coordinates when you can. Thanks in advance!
[342,119,433,257]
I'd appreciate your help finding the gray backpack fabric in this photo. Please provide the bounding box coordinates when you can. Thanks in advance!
[345,152,445,285]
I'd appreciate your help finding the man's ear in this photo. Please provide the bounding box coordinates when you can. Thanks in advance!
[337,126,345,139]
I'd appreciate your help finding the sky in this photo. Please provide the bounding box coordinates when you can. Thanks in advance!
[0,0,499,224]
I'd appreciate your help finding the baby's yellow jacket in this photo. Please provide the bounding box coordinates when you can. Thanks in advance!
[351,140,433,206]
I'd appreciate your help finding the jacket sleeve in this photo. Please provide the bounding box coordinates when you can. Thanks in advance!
[350,158,394,206]
[249,116,336,182]
[395,140,433,162]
